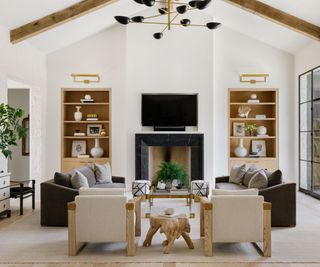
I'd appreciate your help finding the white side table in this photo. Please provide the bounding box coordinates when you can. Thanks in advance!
[0,172,11,218]
[132,180,151,196]
[191,180,209,197]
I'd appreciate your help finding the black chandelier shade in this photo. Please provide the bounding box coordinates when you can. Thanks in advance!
[115,0,221,40]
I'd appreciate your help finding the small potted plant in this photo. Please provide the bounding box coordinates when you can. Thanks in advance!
[154,161,189,190]
[245,123,257,136]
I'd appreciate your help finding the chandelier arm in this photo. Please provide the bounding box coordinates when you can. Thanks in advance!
[131,21,207,27]
[155,0,189,4]
[144,11,177,20]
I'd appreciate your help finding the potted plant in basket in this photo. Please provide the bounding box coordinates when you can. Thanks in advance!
[0,103,27,160]
[154,161,189,191]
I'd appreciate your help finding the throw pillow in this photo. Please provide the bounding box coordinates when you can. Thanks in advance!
[212,188,258,195]
[229,164,246,185]
[243,165,258,187]
[70,170,90,189]
[77,165,96,187]
[54,172,72,187]
[79,188,125,195]
[95,162,113,184]
[265,169,282,187]
[248,170,268,189]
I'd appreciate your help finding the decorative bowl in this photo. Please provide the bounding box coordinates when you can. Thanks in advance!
[164,208,175,215]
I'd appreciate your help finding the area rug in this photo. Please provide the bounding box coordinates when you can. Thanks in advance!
[0,194,320,264]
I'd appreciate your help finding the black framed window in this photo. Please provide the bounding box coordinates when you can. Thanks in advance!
[299,65,320,199]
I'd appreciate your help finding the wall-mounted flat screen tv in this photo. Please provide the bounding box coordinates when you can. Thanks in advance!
[141,94,198,126]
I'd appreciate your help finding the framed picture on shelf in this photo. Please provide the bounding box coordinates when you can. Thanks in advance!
[87,124,102,136]
[233,122,245,137]
[252,140,266,157]
[72,140,86,157]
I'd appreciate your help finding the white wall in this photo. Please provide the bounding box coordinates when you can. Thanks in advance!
[0,24,47,186]
[213,27,295,182]
[8,89,30,181]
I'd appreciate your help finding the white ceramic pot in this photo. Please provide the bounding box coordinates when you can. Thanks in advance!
[74,106,82,121]
[257,126,267,135]
[90,138,104,158]
[85,94,92,100]
[250,94,257,100]
[234,138,247,157]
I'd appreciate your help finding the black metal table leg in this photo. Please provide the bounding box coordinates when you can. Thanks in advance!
[32,180,35,210]
[19,184,23,215]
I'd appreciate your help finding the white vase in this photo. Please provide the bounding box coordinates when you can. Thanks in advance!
[257,126,267,135]
[74,106,82,121]
[234,138,247,157]
[90,138,104,158]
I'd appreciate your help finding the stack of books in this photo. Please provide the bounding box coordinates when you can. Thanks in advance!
[256,114,266,119]
[86,114,98,121]
[170,188,189,194]
[80,98,94,103]
[248,99,260,103]
[77,154,90,158]
[74,132,86,136]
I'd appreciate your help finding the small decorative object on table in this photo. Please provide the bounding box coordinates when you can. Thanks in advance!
[132,180,150,196]
[248,94,260,103]
[245,123,257,136]
[164,208,175,215]
[233,122,245,137]
[71,140,86,157]
[238,106,251,118]
[252,140,266,157]
[234,138,247,157]
[74,106,82,121]
[191,180,209,197]
[87,124,102,136]
[257,126,268,136]
[80,94,94,103]
[90,138,104,158]
[74,130,86,136]
[100,128,107,136]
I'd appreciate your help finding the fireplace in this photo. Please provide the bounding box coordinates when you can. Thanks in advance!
[135,133,204,181]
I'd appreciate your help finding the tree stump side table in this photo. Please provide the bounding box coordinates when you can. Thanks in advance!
[143,214,194,254]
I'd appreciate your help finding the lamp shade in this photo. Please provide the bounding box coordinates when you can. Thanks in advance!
[206,22,221,29]
[195,0,211,9]
[131,16,145,23]
[180,19,191,26]
[176,5,188,14]
[158,7,168,14]
[153,32,163,39]
[142,0,155,6]
[189,0,199,7]
[114,16,130,25]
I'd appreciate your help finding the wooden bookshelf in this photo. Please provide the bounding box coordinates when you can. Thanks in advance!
[228,88,278,172]
[61,88,111,172]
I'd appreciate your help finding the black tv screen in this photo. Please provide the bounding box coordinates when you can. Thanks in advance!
[142,94,198,126]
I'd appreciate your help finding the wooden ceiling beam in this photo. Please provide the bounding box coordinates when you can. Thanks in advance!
[10,0,117,44]
[223,0,320,41]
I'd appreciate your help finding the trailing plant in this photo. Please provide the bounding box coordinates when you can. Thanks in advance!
[0,103,27,159]
[155,161,189,188]
[245,123,257,136]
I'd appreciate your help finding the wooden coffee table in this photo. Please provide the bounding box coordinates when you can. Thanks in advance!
[143,214,194,254]
[145,193,195,218]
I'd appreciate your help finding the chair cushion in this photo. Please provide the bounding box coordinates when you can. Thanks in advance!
[70,170,90,189]
[79,188,126,195]
[54,172,72,187]
[95,162,112,184]
[93,183,125,188]
[77,165,96,187]
[215,182,246,190]
[212,188,258,195]
[248,170,268,189]
[265,169,282,187]
[243,165,258,187]
[229,164,246,185]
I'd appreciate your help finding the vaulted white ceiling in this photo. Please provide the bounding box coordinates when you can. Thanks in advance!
[0,0,319,54]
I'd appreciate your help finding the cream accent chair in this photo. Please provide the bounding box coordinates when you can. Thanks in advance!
[199,190,272,257]
[67,188,142,256]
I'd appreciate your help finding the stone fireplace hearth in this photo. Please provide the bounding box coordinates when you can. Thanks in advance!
[135,133,204,181]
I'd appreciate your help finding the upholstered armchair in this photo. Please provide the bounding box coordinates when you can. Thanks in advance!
[199,195,272,257]
[68,192,142,256]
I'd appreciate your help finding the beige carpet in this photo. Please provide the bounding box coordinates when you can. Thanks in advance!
[0,193,320,264]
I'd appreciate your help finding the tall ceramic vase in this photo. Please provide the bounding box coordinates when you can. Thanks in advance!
[234,138,247,157]
[74,106,82,121]
[90,138,104,158]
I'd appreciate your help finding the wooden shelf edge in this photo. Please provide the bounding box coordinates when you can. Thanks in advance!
[64,136,109,139]
[64,121,110,123]
[64,102,109,105]
[230,102,276,105]
[230,118,276,121]
[229,136,276,139]
[229,157,277,161]
[63,157,110,160]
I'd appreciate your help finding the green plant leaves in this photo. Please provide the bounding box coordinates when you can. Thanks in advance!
[155,161,189,187]
[0,103,27,159]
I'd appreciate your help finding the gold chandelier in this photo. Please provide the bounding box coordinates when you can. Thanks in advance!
[115,0,221,39]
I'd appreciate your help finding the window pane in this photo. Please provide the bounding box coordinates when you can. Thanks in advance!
[313,163,320,194]
[300,132,312,161]
[300,161,312,190]
[300,72,312,103]
[313,137,320,162]
[300,102,312,131]
[313,68,320,99]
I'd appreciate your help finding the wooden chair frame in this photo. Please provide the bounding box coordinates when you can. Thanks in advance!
[199,197,272,257]
[68,196,142,256]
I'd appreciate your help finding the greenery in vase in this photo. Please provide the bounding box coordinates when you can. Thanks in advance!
[245,123,257,136]
[0,104,27,159]
[155,161,189,188]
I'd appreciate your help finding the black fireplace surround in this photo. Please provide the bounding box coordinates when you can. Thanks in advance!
[135,133,204,181]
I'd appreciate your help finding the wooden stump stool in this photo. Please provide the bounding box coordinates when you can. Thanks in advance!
[143,214,194,254]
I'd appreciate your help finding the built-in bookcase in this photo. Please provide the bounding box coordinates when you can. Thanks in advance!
[228,88,279,171]
[61,88,111,172]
